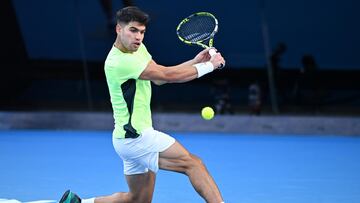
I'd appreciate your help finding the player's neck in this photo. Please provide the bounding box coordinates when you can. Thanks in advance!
[114,42,126,53]
[114,38,131,53]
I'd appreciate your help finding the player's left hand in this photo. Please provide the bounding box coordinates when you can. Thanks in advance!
[210,51,225,69]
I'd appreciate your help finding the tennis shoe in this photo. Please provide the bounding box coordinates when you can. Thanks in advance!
[59,190,81,203]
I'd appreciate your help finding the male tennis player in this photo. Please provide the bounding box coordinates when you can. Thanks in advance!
[60,6,225,203]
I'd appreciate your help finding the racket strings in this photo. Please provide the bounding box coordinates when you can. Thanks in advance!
[178,16,215,42]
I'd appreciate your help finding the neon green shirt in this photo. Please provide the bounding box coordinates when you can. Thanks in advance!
[104,43,152,139]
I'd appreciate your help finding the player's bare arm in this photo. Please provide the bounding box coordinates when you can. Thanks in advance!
[141,60,198,84]
[146,48,225,85]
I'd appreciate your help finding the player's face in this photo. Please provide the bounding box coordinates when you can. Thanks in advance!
[116,21,146,52]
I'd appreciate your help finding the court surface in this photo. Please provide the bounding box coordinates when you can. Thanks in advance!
[1,130,360,203]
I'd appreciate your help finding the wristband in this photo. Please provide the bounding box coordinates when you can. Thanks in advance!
[194,62,214,78]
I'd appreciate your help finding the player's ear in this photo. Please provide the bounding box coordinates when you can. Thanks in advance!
[116,24,122,34]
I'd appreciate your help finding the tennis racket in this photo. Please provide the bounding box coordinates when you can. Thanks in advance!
[176,12,224,68]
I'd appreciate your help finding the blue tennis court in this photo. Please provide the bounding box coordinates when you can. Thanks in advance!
[1,130,360,203]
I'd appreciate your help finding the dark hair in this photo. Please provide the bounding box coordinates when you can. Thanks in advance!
[116,6,150,25]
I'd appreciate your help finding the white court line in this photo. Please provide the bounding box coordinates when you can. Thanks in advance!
[0,199,56,203]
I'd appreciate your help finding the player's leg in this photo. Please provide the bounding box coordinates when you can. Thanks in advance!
[159,141,224,203]
[60,138,158,203]
[94,171,156,203]
[93,134,159,203]
[59,171,156,203]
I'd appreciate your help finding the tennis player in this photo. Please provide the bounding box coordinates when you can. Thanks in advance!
[60,6,225,203]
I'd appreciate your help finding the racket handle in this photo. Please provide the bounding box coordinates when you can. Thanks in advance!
[208,48,224,69]
[209,48,217,56]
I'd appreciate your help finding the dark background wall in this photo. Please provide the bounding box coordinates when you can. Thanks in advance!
[9,0,360,69]
[1,0,359,114]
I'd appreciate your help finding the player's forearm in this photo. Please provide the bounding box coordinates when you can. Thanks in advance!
[179,58,197,67]
[140,60,213,84]
[149,70,196,84]
[166,59,217,83]
[163,64,198,83]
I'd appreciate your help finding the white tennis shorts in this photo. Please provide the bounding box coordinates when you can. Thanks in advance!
[112,128,175,175]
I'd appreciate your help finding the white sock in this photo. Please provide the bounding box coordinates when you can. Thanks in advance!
[82,197,95,203]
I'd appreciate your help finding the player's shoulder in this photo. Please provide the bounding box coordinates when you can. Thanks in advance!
[139,43,148,51]
[105,46,130,68]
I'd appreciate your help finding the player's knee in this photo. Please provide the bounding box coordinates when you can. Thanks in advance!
[184,154,205,173]
[134,195,152,203]
[191,154,204,165]
[127,192,152,203]
[110,192,128,202]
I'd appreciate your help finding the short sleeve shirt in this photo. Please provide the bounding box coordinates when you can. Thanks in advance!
[104,43,152,138]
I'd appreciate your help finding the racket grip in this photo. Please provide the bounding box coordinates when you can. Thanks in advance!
[208,48,224,69]
[209,48,217,56]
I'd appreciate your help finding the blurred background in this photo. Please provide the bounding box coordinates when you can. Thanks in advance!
[1,0,360,116]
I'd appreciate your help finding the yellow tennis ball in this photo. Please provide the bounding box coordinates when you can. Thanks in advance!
[201,106,215,120]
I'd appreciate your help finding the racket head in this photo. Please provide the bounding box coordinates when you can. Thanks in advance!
[176,12,218,48]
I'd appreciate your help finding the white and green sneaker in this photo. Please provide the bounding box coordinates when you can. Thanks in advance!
[59,190,81,203]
